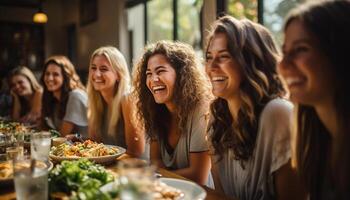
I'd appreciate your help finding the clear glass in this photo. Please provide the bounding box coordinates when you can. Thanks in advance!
[30,131,51,161]
[13,156,48,200]
[118,158,156,200]
[6,146,24,160]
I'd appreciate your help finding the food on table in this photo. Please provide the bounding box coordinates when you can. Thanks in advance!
[49,159,115,200]
[50,140,120,157]
[0,161,12,179]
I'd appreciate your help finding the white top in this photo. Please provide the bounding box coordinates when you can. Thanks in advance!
[212,98,293,200]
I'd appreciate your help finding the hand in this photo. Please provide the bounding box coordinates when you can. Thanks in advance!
[65,134,84,143]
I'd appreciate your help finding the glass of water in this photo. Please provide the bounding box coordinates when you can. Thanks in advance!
[6,146,24,160]
[31,131,51,161]
[13,156,49,200]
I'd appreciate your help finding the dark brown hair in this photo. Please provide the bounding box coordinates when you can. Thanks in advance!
[206,16,285,164]
[285,1,350,199]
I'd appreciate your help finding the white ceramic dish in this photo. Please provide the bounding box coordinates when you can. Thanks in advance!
[0,160,53,185]
[159,178,207,200]
[49,145,126,165]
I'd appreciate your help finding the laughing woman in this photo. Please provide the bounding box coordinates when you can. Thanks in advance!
[41,56,88,137]
[278,1,350,199]
[205,16,304,200]
[8,66,43,125]
[87,46,145,158]
[133,41,212,185]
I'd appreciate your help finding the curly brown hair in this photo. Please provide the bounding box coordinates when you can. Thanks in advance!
[206,16,286,164]
[133,40,212,141]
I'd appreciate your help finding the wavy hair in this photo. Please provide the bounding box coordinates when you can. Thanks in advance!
[8,66,42,116]
[206,16,285,163]
[41,55,85,121]
[87,46,131,139]
[285,1,350,199]
[133,40,211,141]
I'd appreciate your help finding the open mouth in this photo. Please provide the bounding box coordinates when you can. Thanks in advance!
[211,76,227,82]
[285,77,305,88]
[152,85,166,93]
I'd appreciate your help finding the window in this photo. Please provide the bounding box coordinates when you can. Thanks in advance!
[227,0,258,22]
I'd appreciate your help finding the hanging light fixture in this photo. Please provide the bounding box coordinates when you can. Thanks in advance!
[33,0,48,24]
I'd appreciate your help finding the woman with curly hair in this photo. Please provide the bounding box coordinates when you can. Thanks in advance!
[205,16,304,199]
[8,66,42,125]
[279,1,350,199]
[133,41,212,185]
[87,46,145,158]
[41,55,88,137]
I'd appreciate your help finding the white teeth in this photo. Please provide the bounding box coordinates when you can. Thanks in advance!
[152,85,165,93]
[152,85,165,91]
[285,77,304,85]
[94,80,103,83]
[212,76,227,81]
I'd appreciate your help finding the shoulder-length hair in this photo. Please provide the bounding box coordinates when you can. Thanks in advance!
[285,1,350,198]
[133,40,211,141]
[8,66,42,93]
[41,55,85,120]
[8,66,42,115]
[87,46,130,139]
[206,16,285,163]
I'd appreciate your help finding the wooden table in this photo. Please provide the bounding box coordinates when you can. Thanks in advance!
[0,161,232,200]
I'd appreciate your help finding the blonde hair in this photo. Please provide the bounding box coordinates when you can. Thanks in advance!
[9,66,42,93]
[87,46,131,139]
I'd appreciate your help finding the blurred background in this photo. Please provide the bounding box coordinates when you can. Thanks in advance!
[0,0,304,84]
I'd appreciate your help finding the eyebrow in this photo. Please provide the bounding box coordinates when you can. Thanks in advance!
[146,66,166,71]
[282,38,313,51]
[206,49,230,54]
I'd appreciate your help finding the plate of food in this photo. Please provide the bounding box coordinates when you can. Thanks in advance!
[0,159,53,185]
[158,178,207,200]
[100,177,206,200]
[49,140,126,165]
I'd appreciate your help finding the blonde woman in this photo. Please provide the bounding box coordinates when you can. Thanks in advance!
[41,56,88,137]
[87,46,145,158]
[8,66,43,125]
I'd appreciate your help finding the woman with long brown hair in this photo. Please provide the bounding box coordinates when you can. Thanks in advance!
[279,1,350,199]
[206,16,304,199]
[41,55,88,137]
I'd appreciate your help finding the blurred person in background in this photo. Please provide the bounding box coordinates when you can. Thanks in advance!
[8,66,42,125]
[41,55,88,137]
[206,16,304,200]
[87,46,146,158]
[278,1,350,199]
[133,41,213,186]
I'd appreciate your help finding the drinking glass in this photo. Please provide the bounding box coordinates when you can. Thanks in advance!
[6,146,24,160]
[118,158,156,200]
[13,156,49,200]
[31,131,51,161]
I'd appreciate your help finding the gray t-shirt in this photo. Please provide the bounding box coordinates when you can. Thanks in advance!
[51,89,88,137]
[159,104,213,187]
[212,98,293,200]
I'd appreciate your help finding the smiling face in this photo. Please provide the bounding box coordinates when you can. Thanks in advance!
[146,54,177,109]
[205,33,243,101]
[44,64,64,95]
[10,74,33,97]
[278,19,334,106]
[90,55,119,94]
